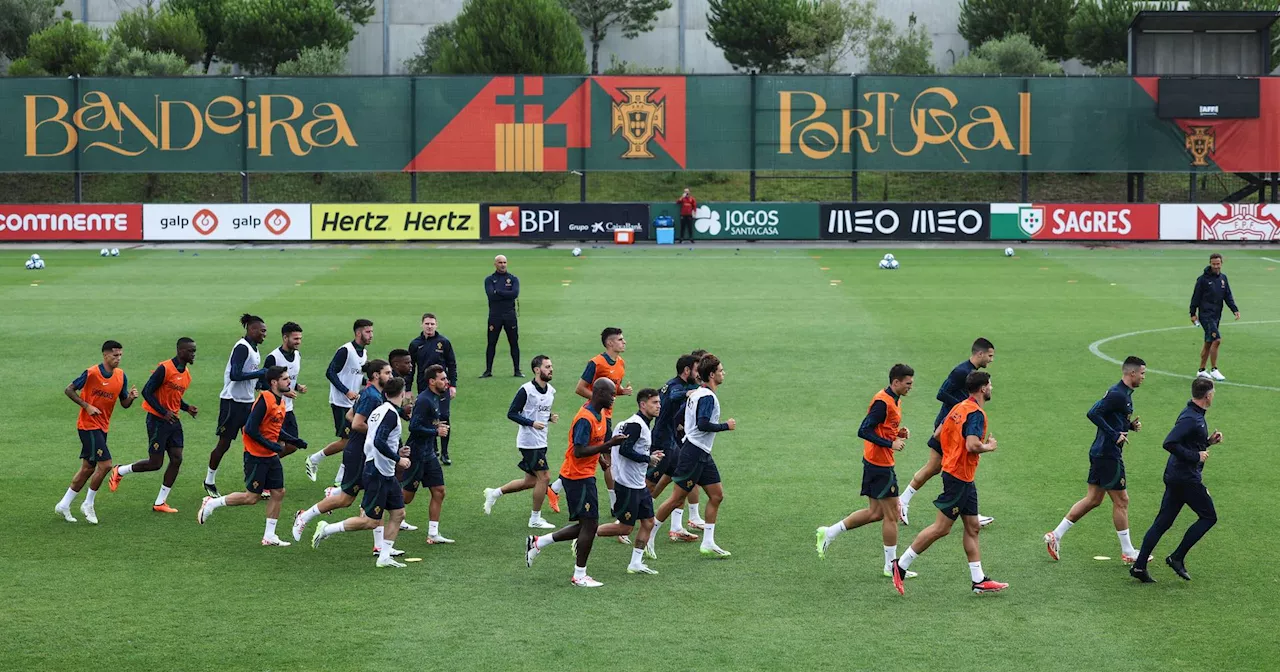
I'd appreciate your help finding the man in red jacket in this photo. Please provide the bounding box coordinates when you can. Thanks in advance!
[677,188,697,244]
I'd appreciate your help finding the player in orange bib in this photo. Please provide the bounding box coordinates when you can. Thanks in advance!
[110,338,199,513]
[891,371,1007,595]
[526,378,628,588]
[567,327,633,530]
[816,364,918,580]
[198,366,306,546]
[54,340,139,524]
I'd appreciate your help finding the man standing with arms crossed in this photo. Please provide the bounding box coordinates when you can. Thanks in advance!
[482,255,521,379]
[1190,253,1239,381]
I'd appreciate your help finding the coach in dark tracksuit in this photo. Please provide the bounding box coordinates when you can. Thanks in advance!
[1130,377,1221,583]
[483,254,522,378]
[409,314,458,464]
[1190,253,1239,381]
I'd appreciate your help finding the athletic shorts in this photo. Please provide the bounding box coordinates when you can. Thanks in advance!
[646,441,679,482]
[360,470,404,520]
[216,399,252,440]
[146,414,184,453]
[561,475,599,521]
[1087,456,1126,491]
[340,432,367,496]
[934,472,979,521]
[401,447,444,492]
[612,484,655,525]
[282,411,299,442]
[243,453,284,494]
[517,447,549,475]
[331,403,352,439]
[860,460,899,500]
[1201,317,1221,343]
[673,441,720,492]
[78,429,110,464]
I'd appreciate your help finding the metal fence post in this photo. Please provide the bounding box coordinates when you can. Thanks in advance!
[410,77,418,203]
[1189,170,1197,202]
[581,75,588,202]
[72,75,82,203]
[240,76,249,203]
[1019,77,1029,202]
[749,73,756,202]
[851,74,857,202]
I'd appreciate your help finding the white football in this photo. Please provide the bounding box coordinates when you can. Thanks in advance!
[30,253,41,261]
[34,259,45,269]
[878,259,891,269]
[1004,247,1015,257]
[889,259,900,270]
[100,248,110,257]
[572,247,582,257]
[883,253,895,261]
[110,248,120,257]
[24,259,35,270]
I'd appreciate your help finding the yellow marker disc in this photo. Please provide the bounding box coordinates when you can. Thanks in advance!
[404,557,423,562]
[1093,556,1111,561]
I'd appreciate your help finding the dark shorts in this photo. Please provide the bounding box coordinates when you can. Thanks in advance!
[612,484,655,525]
[561,475,599,521]
[1201,317,1221,343]
[517,447,550,475]
[860,460,899,500]
[340,433,367,496]
[216,398,253,440]
[361,470,405,520]
[146,414,184,453]
[673,441,720,492]
[401,447,444,492]
[331,403,352,438]
[282,411,299,442]
[928,436,944,455]
[646,441,679,482]
[243,453,284,494]
[934,472,979,521]
[78,429,110,464]
[1087,456,1126,491]
[929,415,945,454]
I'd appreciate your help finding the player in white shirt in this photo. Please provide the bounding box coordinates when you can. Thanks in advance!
[647,354,735,559]
[204,313,268,498]
[262,322,306,454]
[483,355,561,528]
[594,389,664,575]
[304,319,373,483]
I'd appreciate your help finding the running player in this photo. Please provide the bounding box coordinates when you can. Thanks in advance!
[525,378,627,588]
[389,349,413,391]
[891,371,1006,595]
[198,366,306,546]
[303,319,372,482]
[570,327,633,513]
[483,355,560,527]
[899,338,995,527]
[205,314,268,497]
[262,322,306,456]
[109,338,199,513]
[594,388,664,575]
[311,377,413,568]
[55,340,138,524]
[647,354,735,559]
[1045,356,1147,563]
[645,353,703,541]
[408,314,458,464]
[816,364,918,580]
[402,364,454,545]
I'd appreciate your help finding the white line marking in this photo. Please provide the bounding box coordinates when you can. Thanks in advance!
[1261,257,1280,264]
[1088,321,1280,392]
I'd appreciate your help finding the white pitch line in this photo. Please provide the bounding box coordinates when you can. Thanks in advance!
[1088,321,1280,392]
[1261,257,1280,264]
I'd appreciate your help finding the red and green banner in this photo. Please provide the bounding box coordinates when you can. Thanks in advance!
[6,75,1280,173]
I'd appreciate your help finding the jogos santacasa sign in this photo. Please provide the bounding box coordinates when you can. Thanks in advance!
[10,75,1280,173]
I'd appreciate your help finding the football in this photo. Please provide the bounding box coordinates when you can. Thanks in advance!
[100,249,110,257]
[33,259,45,269]
[29,253,41,262]
[110,248,120,257]
[572,247,582,257]
[878,259,891,270]
[24,259,35,270]
[1005,247,1015,257]
[883,253,895,261]
[889,259,900,270]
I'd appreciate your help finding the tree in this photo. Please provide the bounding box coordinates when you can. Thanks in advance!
[789,0,881,73]
[100,37,192,75]
[561,0,671,75]
[165,0,226,73]
[7,17,106,75]
[333,0,375,26]
[1067,0,1179,67]
[707,0,802,73]
[219,0,354,74]
[865,12,936,74]
[958,0,1076,62]
[951,32,1063,74]
[435,0,586,75]
[403,21,455,74]
[0,0,61,61]
[277,44,348,75]
[110,1,205,66]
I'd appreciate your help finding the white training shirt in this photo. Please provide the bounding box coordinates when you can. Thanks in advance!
[683,386,721,454]
[328,342,367,408]
[611,412,653,489]
[266,347,300,412]
[514,381,556,449]
[219,337,261,403]
[364,401,402,478]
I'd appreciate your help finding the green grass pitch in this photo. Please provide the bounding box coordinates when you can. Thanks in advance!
[2,244,1278,671]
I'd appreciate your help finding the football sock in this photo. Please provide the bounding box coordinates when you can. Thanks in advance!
[321,520,346,538]
[1118,529,1137,556]
[883,545,897,569]
[373,525,384,550]
[608,490,617,509]
[117,464,133,476]
[535,535,556,549]
[84,488,97,506]
[671,508,684,531]
[899,547,919,570]
[689,503,702,521]
[300,504,322,526]
[379,540,395,563]
[429,521,440,536]
[264,518,278,539]
[901,485,917,506]
[701,523,716,547]
[825,520,847,542]
[573,565,587,580]
[1054,518,1074,541]
[529,510,541,522]
[58,488,77,508]
[969,562,985,583]
[307,451,325,466]
[205,468,217,484]
[550,478,564,494]
[156,486,172,506]
[630,548,644,566]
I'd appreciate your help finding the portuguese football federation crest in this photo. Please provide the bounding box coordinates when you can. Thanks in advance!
[612,88,666,159]
[1185,126,1215,167]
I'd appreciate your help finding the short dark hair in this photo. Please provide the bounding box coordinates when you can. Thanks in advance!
[1209,253,1223,262]
[265,365,288,383]
[697,354,721,382]
[889,363,915,383]
[177,337,195,348]
[1192,377,1214,399]
[383,377,406,398]
[972,338,995,354]
[421,313,436,321]
[637,388,660,404]
[388,348,410,361]
[281,321,302,336]
[424,364,445,382]
[531,354,550,370]
[102,340,122,352]
[362,359,389,376]
[690,349,708,359]
[965,371,991,393]
[1123,356,1145,372]
[240,313,264,328]
[353,319,373,331]
[601,327,623,346]
[676,354,698,375]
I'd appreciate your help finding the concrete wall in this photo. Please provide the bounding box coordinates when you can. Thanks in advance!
[65,0,971,75]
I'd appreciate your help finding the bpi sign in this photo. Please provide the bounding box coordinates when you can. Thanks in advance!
[143,204,311,240]
[485,204,650,240]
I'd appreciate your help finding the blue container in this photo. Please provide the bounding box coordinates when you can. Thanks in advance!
[656,227,675,245]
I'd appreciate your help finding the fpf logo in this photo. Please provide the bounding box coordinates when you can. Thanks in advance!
[489,207,520,237]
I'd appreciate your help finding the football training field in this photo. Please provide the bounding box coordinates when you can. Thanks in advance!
[3,244,1278,671]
